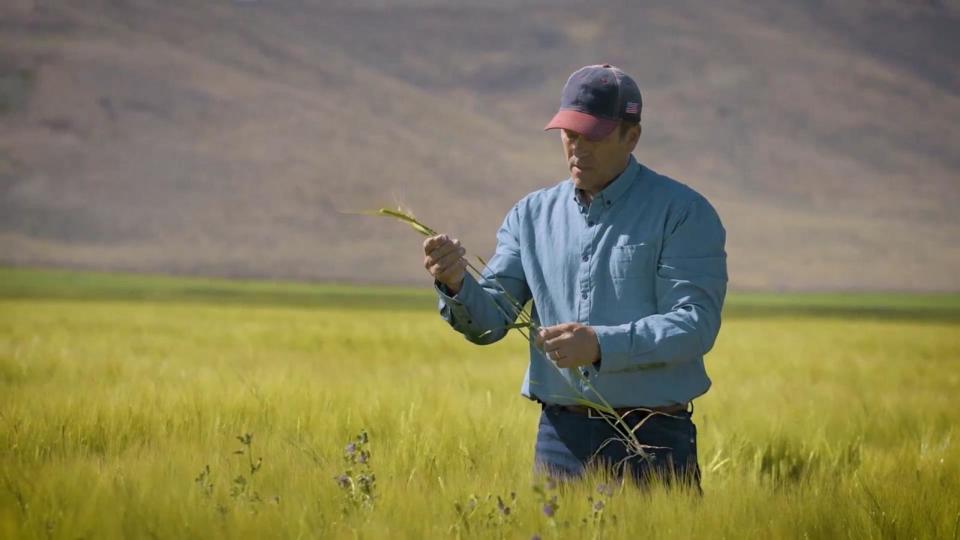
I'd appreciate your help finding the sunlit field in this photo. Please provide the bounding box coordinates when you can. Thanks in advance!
[1,269,958,539]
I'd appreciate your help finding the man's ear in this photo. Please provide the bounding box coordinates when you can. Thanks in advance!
[628,124,642,149]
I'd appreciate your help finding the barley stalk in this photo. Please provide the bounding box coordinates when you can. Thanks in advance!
[363,206,661,463]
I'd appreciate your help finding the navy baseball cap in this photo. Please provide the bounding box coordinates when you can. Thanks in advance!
[544,64,642,141]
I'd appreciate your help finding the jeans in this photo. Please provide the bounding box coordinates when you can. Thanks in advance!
[534,405,702,490]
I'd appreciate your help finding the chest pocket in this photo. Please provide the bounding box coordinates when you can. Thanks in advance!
[609,242,653,279]
[610,242,657,306]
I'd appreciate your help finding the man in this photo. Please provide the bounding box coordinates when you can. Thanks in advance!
[423,64,727,489]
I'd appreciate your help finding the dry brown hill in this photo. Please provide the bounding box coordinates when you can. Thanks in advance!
[1,0,958,291]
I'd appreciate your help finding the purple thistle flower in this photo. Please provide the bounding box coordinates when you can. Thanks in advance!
[542,503,555,518]
[531,535,542,540]
[593,500,605,512]
[334,474,350,489]
[545,477,558,491]
[358,452,368,465]
[345,442,357,455]
[597,483,615,497]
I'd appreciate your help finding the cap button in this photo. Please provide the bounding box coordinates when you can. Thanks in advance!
[601,63,612,68]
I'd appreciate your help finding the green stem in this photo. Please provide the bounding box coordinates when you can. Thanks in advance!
[373,207,653,462]
[468,257,535,328]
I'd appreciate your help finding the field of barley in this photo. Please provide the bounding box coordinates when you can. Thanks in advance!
[1,268,958,539]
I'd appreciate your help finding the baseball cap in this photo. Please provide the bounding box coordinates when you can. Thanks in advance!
[544,64,642,141]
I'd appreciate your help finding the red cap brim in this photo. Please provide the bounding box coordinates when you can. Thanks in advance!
[544,109,618,141]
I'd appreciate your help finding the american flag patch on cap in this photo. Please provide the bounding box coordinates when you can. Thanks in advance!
[625,102,639,114]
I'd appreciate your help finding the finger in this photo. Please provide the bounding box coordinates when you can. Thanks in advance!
[436,258,467,283]
[544,334,572,351]
[543,340,563,354]
[424,244,457,271]
[428,239,461,262]
[435,247,466,271]
[436,258,467,276]
[556,356,576,369]
[430,259,460,278]
[423,234,448,253]
[534,329,546,348]
[427,242,456,262]
[424,250,448,272]
[539,326,567,341]
[437,259,467,283]
[536,326,565,349]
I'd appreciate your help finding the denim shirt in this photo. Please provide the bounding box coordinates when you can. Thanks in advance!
[436,156,728,407]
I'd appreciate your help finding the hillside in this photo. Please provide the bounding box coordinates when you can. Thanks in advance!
[1,0,958,290]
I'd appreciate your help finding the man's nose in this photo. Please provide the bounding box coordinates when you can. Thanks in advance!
[567,134,583,151]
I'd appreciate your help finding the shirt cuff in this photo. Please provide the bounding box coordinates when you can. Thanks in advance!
[593,324,635,374]
[594,323,668,374]
[434,277,476,328]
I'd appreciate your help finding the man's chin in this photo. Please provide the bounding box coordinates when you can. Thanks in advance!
[572,176,593,191]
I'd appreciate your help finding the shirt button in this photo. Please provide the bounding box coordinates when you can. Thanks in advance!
[582,255,589,262]
[581,292,588,300]
[587,221,595,227]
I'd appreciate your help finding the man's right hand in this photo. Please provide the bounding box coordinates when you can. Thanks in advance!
[423,234,467,295]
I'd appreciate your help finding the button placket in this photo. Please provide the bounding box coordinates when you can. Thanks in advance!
[579,208,600,386]
[578,204,604,322]
[577,209,593,321]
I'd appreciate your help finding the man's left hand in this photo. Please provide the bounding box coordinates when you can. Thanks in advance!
[535,323,600,369]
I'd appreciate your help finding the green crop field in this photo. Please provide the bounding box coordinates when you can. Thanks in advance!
[1,268,958,539]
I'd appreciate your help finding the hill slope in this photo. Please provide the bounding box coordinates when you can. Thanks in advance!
[1,0,958,290]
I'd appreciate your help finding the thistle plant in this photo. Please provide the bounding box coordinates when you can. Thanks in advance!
[532,476,561,530]
[364,206,673,467]
[582,483,617,537]
[334,430,376,512]
[451,494,479,535]
[451,491,516,536]
[230,432,264,506]
[192,432,278,517]
[194,464,214,498]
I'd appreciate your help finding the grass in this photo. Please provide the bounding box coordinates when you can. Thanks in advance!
[0,268,958,539]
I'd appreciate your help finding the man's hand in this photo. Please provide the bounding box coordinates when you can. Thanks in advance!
[535,323,601,369]
[423,234,467,294]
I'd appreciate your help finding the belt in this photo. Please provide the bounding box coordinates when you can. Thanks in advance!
[549,402,688,419]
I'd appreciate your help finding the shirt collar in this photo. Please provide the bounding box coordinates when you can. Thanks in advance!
[571,155,640,209]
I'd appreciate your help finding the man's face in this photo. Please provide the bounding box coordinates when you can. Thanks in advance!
[561,124,639,194]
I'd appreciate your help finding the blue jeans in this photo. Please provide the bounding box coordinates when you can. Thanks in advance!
[534,405,702,490]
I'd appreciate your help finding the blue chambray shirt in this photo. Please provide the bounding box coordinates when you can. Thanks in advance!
[436,155,727,407]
